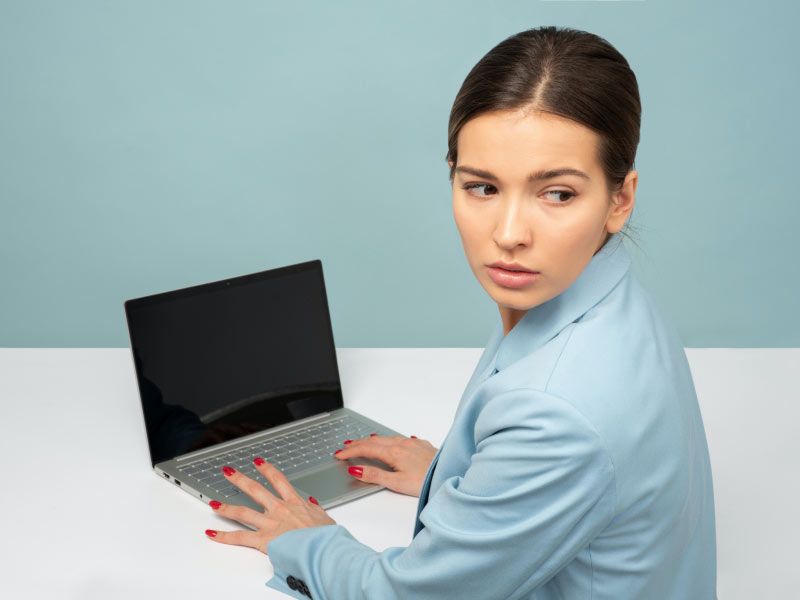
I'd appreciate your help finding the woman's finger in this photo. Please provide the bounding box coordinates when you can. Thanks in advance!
[334,441,398,467]
[342,434,407,447]
[205,527,264,552]
[220,465,279,510]
[253,457,304,503]
[209,499,266,529]
[344,461,403,488]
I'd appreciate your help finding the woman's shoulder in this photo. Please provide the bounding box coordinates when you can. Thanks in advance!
[546,272,692,426]
[492,272,687,421]
[472,267,699,476]
[540,274,705,505]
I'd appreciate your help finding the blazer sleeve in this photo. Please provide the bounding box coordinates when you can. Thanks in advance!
[264,387,618,600]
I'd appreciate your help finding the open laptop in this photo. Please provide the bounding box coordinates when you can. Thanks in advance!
[124,259,403,519]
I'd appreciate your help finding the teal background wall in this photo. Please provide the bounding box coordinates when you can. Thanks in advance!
[1,0,797,348]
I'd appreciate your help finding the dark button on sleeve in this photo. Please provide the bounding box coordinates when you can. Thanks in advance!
[286,575,298,589]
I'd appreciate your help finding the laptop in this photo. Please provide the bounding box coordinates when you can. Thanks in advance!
[124,259,403,520]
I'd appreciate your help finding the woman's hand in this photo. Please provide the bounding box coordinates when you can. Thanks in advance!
[204,458,337,554]
[334,434,438,498]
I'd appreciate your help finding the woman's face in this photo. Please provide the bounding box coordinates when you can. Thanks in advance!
[450,109,637,335]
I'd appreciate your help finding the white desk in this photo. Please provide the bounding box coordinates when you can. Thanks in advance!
[0,348,797,599]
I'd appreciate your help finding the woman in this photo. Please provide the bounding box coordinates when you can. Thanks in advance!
[204,26,717,599]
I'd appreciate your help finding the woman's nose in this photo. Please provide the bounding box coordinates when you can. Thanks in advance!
[494,204,531,247]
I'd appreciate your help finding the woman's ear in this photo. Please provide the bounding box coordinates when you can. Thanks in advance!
[607,170,637,233]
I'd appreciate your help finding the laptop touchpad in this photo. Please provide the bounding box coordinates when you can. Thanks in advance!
[291,459,389,502]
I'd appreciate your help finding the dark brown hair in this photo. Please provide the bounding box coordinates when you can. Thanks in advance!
[446,26,642,243]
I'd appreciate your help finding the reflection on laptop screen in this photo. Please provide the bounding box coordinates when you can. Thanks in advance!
[125,260,343,465]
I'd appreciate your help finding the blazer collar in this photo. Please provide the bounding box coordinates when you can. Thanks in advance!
[489,232,632,374]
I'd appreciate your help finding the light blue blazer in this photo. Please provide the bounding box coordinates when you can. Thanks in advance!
[265,232,717,599]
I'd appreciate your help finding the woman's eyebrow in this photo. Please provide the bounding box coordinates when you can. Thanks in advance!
[455,165,591,182]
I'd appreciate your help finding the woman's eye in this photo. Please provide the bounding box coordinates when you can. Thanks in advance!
[463,183,497,197]
[544,190,575,204]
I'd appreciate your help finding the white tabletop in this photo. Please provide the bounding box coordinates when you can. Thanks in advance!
[0,348,797,599]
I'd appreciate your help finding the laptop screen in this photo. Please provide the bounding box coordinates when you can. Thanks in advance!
[124,260,344,466]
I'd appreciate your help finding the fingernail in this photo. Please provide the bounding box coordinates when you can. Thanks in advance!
[410,435,418,439]
[205,529,218,537]
[222,466,236,476]
[209,500,221,510]
[348,466,363,478]
[254,457,265,466]
[370,433,377,436]
[343,439,353,444]
[333,449,343,455]
[309,496,319,505]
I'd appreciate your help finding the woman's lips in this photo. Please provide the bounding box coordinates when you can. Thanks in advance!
[487,266,540,289]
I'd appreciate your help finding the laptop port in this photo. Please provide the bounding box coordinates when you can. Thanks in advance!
[163,472,170,479]
[175,480,181,486]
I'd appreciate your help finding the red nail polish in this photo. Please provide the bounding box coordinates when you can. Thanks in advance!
[254,457,265,466]
[348,466,363,478]
[222,466,236,476]
[370,433,377,436]
[410,435,418,439]
[309,496,319,505]
[333,449,343,455]
[343,439,353,444]
[209,500,222,510]
[205,529,218,537]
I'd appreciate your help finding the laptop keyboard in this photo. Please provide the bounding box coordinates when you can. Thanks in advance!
[176,414,375,499]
